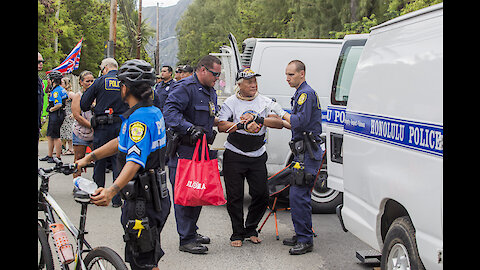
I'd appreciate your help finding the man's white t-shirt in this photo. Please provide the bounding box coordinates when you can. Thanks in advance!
[218,94,276,157]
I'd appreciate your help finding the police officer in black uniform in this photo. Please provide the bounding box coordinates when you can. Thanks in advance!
[281,60,323,255]
[163,55,221,254]
[76,59,170,270]
[80,58,128,207]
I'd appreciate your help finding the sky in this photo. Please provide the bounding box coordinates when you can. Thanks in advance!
[142,0,180,7]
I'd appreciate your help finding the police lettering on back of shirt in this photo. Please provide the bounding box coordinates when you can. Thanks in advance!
[80,64,128,116]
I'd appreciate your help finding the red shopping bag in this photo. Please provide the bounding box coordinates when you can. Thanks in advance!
[174,134,227,206]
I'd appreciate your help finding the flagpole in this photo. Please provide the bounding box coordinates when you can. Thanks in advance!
[108,0,117,58]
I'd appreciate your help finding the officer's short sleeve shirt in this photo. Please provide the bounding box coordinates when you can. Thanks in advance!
[118,106,166,168]
[49,86,65,106]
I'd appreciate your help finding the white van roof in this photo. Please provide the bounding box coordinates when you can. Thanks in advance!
[370,2,443,31]
[343,34,369,40]
[245,38,342,44]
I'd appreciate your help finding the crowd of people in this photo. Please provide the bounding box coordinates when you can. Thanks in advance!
[37,52,323,270]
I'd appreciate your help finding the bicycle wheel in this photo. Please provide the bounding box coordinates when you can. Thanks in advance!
[83,246,128,270]
[38,224,54,270]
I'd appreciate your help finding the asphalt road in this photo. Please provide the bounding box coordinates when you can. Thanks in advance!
[38,141,378,270]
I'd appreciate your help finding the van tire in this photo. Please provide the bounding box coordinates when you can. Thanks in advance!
[311,169,342,213]
[380,216,425,270]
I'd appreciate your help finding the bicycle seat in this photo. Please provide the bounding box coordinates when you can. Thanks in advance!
[74,189,91,204]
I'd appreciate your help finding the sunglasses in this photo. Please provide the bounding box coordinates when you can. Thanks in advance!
[203,65,221,77]
[38,60,45,64]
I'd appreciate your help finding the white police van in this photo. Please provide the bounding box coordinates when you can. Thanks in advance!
[211,34,344,213]
[334,3,443,269]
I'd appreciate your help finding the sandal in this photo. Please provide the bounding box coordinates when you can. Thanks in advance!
[64,149,74,155]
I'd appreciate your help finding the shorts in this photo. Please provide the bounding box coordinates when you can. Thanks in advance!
[46,113,64,139]
[72,132,93,146]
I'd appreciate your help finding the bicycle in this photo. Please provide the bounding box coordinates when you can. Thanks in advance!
[38,157,128,270]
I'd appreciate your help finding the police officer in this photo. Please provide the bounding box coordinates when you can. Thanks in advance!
[80,57,128,207]
[281,60,323,255]
[154,65,174,112]
[76,59,170,270]
[163,55,221,254]
[39,70,68,163]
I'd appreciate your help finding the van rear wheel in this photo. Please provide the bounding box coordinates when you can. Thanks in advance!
[380,216,425,270]
[311,169,342,213]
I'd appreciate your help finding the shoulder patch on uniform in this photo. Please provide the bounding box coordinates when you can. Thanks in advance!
[129,121,147,143]
[297,93,307,105]
[53,91,58,98]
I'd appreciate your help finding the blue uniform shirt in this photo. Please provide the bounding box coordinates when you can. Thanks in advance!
[163,73,218,140]
[80,70,129,116]
[118,101,166,169]
[154,79,175,113]
[290,81,323,161]
[290,81,322,141]
[49,85,67,107]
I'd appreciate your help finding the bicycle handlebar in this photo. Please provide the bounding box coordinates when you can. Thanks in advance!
[38,159,94,177]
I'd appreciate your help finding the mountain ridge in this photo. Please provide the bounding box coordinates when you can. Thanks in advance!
[142,0,193,69]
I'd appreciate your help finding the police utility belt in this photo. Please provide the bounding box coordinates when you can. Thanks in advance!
[121,168,167,264]
[90,109,122,128]
[288,132,322,186]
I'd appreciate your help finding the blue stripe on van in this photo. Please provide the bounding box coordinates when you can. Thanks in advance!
[344,111,443,157]
[325,106,345,126]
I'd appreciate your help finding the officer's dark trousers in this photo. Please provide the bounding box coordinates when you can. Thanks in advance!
[93,124,122,205]
[120,192,171,270]
[289,154,321,244]
[222,149,268,241]
[168,164,202,246]
[167,145,217,246]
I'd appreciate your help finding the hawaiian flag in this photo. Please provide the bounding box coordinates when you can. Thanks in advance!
[46,37,83,74]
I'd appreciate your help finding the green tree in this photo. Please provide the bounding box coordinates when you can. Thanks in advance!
[38,0,153,76]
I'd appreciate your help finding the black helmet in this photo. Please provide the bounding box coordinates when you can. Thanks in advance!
[117,59,156,86]
[48,70,63,83]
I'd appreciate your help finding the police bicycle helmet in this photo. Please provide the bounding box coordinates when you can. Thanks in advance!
[117,59,156,86]
[48,70,63,84]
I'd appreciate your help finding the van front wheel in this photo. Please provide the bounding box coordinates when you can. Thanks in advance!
[380,216,425,270]
[311,169,343,213]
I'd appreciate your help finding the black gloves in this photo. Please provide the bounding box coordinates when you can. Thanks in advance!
[186,125,205,145]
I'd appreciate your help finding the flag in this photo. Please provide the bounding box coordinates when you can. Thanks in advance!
[47,37,83,74]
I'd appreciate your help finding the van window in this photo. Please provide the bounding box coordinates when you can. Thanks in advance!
[331,39,366,106]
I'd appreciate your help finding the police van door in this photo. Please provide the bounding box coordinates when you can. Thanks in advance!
[326,36,367,192]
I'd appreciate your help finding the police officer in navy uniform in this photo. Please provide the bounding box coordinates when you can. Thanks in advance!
[76,59,170,270]
[154,65,175,112]
[163,55,221,254]
[281,60,323,255]
[80,58,128,207]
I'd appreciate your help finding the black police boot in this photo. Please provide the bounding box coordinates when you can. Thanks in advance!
[289,242,313,255]
[179,241,208,254]
[195,233,211,244]
[282,235,298,246]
